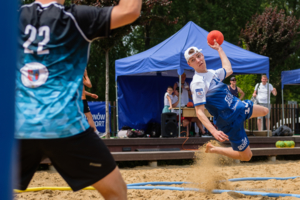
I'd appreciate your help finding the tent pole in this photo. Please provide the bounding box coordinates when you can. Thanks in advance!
[267,80,270,137]
[115,81,119,132]
[178,75,182,138]
[282,88,284,126]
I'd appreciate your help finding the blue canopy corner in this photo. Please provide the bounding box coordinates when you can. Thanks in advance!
[281,69,300,89]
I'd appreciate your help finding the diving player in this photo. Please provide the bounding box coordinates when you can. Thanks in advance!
[185,40,269,161]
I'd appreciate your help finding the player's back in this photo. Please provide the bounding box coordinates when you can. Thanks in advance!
[16,2,112,139]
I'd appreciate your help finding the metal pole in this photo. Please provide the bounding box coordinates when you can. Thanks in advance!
[178,75,182,138]
[115,81,119,132]
[282,89,284,126]
[267,80,270,136]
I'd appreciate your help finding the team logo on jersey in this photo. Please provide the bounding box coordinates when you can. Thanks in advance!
[28,70,39,82]
[21,62,48,88]
[195,88,204,98]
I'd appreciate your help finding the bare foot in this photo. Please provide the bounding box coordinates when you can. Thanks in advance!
[205,142,215,153]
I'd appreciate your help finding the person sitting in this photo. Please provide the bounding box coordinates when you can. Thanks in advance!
[172,87,205,137]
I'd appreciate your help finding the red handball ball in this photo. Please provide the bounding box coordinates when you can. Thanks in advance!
[187,102,194,108]
[207,30,224,45]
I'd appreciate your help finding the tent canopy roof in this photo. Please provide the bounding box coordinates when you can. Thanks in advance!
[281,69,300,89]
[115,21,269,80]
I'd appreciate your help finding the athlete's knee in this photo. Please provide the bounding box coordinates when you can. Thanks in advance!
[113,180,127,199]
[240,151,252,161]
[262,107,269,116]
[101,179,127,200]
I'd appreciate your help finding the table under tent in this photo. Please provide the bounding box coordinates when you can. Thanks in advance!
[115,21,269,137]
[281,69,300,134]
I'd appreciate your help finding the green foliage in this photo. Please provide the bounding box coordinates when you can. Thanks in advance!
[236,74,258,100]
[240,6,300,103]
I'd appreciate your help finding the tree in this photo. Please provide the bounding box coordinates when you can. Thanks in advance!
[240,6,300,103]
[74,0,177,137]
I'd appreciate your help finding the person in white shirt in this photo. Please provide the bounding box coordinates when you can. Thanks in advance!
[252,75,277,131]
[173,73,192,106]
[185,40,269,161]
[172,87,205,136]
[162,86,174,113]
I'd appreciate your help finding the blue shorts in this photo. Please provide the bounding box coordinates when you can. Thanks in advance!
[221,100,253,152]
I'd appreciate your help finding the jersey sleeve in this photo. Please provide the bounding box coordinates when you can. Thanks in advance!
[269,84,274,91]
[215,68,226,81]
[254,83,258,91]
[191,81,206,106]
[71,5,113,40]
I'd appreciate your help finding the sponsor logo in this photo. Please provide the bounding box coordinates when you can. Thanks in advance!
[195,88,204,98]
[21,62,48,88]
[225,89,234,107]
[238,137,248,151]
[89,163,102,167]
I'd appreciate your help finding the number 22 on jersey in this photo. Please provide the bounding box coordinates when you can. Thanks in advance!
[23,24,50,55]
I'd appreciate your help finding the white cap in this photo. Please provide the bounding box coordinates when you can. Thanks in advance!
[184,47,202,62]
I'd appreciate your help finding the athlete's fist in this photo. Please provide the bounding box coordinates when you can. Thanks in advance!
[91,94,98,99]
[211,130,228,142]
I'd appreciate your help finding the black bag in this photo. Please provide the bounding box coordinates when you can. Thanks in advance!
[127,129,145,138]
[146,122,161,137]
[272,125,293,136]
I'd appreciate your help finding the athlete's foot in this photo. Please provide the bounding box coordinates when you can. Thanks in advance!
[205,142,215,153]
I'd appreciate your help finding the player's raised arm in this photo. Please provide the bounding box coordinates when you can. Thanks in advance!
[208,40,233,78]
[110,0,142,29]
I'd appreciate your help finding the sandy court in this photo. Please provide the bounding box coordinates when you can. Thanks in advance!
[14,144,300,200]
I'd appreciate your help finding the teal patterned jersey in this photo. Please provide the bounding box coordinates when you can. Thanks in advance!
[16,2,112,139]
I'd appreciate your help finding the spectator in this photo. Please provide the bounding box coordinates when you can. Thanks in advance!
[172,87,205,136]
[173,73,192,106]
[162,86,173,113]
[228,76,245,100]
[82,69,104,136]
[253,75,277,131]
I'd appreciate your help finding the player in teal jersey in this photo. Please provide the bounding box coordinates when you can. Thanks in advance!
[16,0,141,199]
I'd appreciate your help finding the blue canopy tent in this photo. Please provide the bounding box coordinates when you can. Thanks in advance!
[115,21,270,133]
[281,69,300,125]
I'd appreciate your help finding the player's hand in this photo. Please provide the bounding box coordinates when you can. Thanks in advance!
[91,94,98,99]
[253,93,257,98]
[207,39,221,51]
[169,106,173,110]
[211,130,229,142]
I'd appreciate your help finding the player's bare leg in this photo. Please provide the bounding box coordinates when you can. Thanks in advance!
[85,112,97,132]
[250,104,269,119]
[92,167,127,200]
[205,142,252,161]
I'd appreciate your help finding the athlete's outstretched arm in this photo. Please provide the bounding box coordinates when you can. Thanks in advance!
[207,40,233,78]
[85,91,98,99]
[83,70,92,88]
[110,0,142,29]
[195,105,228,142]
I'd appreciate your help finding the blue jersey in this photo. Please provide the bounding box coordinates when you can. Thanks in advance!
[190,69,250,128]
[16,2,112,139]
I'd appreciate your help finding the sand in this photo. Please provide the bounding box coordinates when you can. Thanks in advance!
[14,144,300,200]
